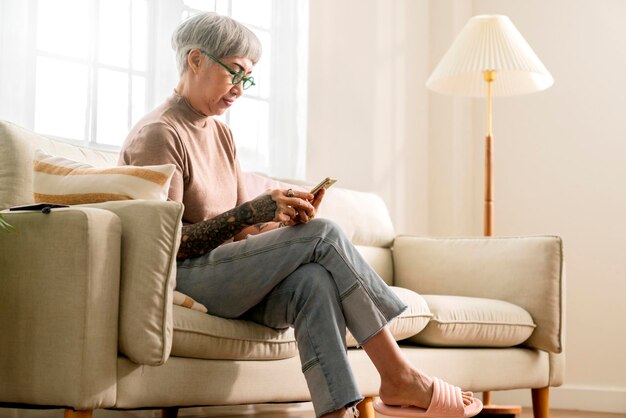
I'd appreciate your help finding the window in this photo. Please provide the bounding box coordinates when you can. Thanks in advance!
[0,0,308,178]
[31,0,150,149]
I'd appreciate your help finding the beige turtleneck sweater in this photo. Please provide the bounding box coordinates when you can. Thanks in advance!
[119,92,248,225]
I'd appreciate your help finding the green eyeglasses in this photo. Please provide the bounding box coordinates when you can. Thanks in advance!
[200,50,256,90]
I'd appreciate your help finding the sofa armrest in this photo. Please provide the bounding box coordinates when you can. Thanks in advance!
[393,235,564,353]
[0,208,121,409]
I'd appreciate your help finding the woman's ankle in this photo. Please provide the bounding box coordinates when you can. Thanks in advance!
[380,364,422,386]
[379,369,434,409]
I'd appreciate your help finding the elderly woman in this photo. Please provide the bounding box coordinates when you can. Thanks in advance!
[119,12,481,418]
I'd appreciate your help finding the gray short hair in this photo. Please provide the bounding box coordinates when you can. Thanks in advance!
[171,12,262,76]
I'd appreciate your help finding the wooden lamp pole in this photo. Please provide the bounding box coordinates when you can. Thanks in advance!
[484,69,495,237]
[482,68,496,409]
[480,69,522,416]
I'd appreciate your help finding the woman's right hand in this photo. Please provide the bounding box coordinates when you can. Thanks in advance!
[272,188,316,225]
[251,189,316,225]
[178,188,317,260]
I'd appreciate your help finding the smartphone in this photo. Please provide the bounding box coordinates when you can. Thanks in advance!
[9,203,69,211]
[310,177,337,195]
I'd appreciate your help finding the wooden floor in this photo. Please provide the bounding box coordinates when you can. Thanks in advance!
[234,408,624,418]
[519,408,626,418]
[206,408,626,418]
[201,405,626,418]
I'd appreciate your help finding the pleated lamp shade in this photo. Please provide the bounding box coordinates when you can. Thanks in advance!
[426,15,553,97]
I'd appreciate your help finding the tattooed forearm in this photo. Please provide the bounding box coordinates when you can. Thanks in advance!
[177,194,277,260]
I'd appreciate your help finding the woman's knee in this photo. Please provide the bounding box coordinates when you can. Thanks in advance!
[290,263,338,299]
[304,218,346,242]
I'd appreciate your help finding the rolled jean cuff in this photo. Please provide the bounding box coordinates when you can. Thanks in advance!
[342,283,407,346]
[358,303,408,347]
[305,361,363,418]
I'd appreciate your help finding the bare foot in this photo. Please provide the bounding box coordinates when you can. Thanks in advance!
[379,368,475,409]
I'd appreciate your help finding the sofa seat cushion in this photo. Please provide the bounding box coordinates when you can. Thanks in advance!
[171,305,298,360]
[408,295,536,348]
[346,287,432,347]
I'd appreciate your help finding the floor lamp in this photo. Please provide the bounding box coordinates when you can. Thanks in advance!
[425,14,553,413]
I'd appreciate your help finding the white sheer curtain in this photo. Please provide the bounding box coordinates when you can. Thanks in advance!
[0,0,308,179]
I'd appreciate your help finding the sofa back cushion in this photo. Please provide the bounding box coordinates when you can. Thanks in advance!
[315,186,395,248]
[0,120,118,209]
[393,235,564,353]
[354,245,393,285]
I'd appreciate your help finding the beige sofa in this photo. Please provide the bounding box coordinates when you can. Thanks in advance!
[0,120,564,418]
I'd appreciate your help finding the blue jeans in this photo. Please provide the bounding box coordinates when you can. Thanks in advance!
[176,218,406,417]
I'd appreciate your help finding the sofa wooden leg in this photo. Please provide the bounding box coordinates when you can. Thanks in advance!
[64,409,93,418]
[357,397,375,418]
[161,407,179,418]
[531,387,549,418]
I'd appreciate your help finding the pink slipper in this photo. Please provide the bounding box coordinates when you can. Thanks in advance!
[373,377,483,417]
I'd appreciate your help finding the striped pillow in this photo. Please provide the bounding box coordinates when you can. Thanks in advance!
[33,149,176,205]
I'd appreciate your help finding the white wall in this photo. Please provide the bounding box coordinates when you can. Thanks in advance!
[308,0,626,413]
[470,0,626,412]
[307,0,431,235]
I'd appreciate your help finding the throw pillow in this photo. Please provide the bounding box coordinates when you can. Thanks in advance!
[32,149,175,204]
[407,295,536,348]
